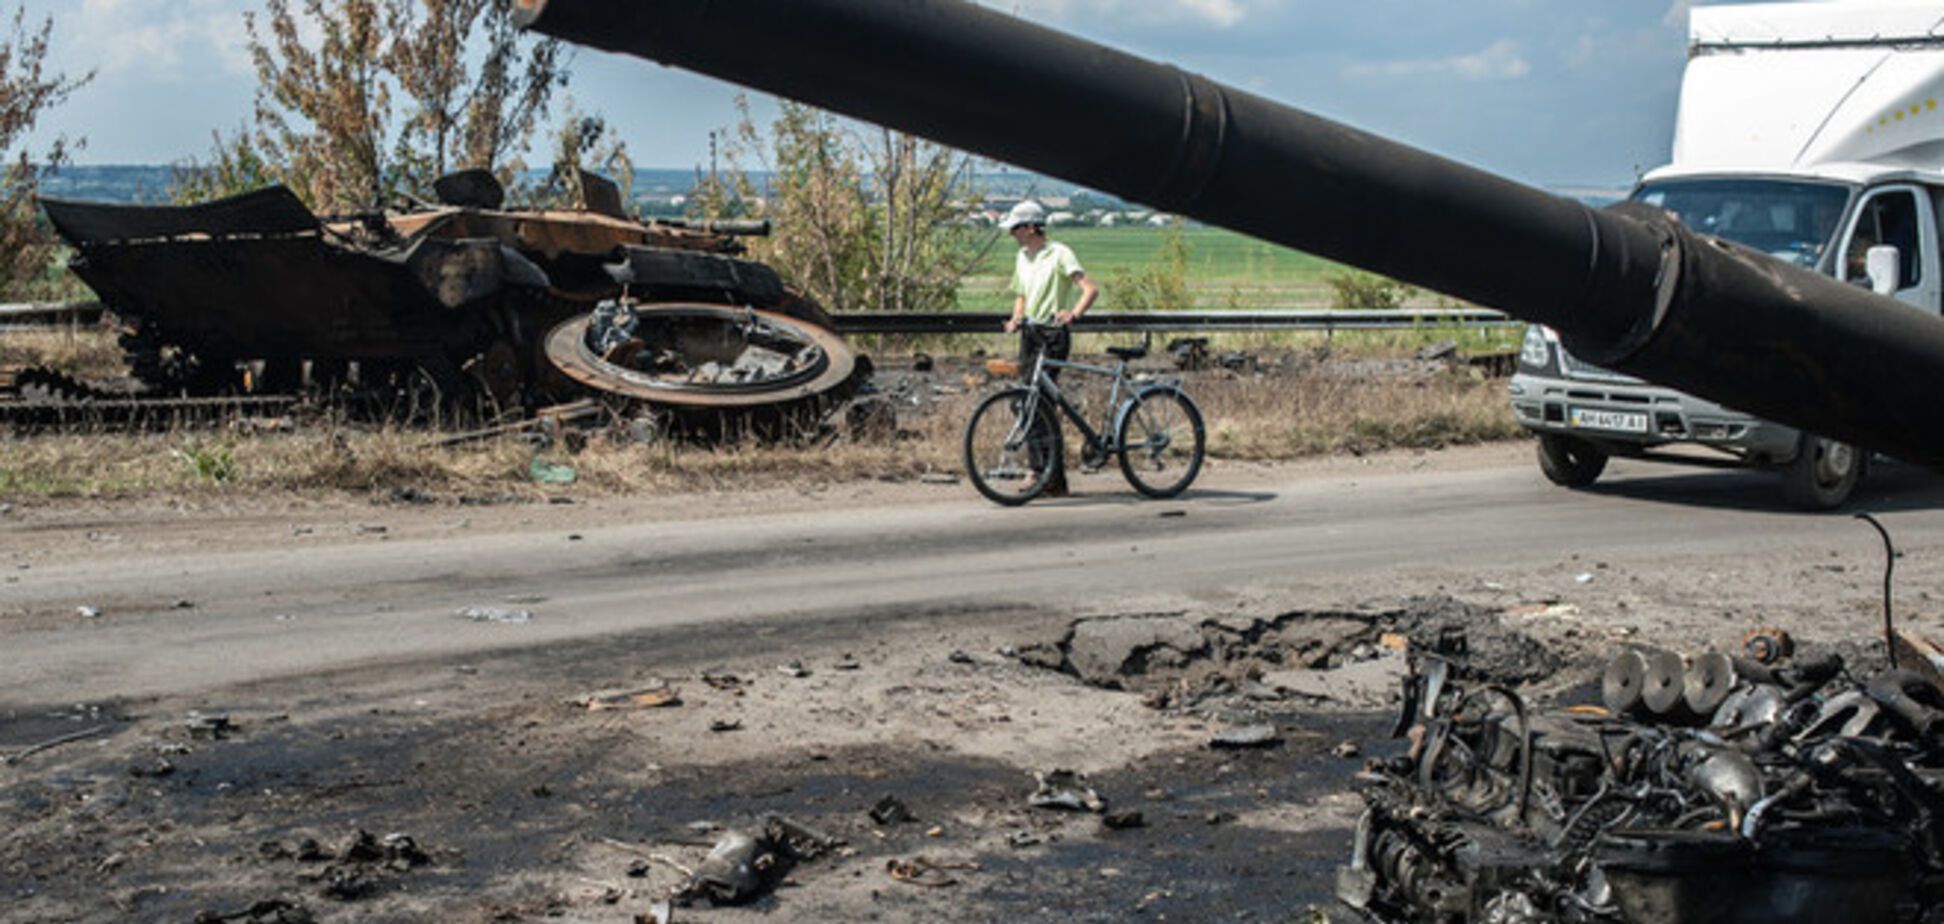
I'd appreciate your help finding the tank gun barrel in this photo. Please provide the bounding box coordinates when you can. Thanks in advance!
[652,217,771,237]
[518,0,1944,467]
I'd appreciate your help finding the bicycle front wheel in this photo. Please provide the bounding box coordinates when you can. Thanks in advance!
[963,386,1063,506]
[1115,385,1205,498]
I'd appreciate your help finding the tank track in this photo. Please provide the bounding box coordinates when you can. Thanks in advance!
[8,366,113,404]
[0,363,296,431]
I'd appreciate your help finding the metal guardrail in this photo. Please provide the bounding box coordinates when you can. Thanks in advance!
[830,308,1515,335]
[0,300,104,330]
[0,300,1517,336]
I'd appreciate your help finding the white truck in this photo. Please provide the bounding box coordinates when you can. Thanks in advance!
[1510,0,1944,509]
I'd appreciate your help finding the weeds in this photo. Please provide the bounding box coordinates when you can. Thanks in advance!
[0,354,1519,502]
[173,440,236,482]
[1324,269,1415,310]
[1198,366,1521,459]
[0,326,126,379]
[1106,222,1194,314]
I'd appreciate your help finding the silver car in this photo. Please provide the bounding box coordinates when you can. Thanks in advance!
[1510,324,1861,509]
[1508,174,1890,510]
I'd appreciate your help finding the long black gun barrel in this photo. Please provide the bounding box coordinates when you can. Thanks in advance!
[518,0,1944,467]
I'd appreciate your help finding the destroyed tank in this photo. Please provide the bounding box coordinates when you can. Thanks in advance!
[514,0,1944,471]
[40,167,860,414]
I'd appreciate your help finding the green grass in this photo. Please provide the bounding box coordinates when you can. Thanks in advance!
[972,227,1337,282]
[957,225,1441,313]
[940,225,1509,356]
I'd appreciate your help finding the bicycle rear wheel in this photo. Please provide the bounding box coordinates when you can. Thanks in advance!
[963,386,1063,505]
[1115,385,1205,498]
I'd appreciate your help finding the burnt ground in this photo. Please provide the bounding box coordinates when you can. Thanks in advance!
[1,705,1375,923]
[8,444,1943,923]
[0,593,1578,924]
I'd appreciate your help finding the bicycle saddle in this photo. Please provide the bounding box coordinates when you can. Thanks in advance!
[1106,343,1149,361]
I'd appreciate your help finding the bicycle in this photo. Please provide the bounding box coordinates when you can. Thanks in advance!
[962,334,1206,505]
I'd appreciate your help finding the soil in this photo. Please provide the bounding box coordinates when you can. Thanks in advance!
[3,442,1941,922]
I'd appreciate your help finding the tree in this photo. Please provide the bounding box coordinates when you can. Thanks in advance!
[867,128,983,313]
[708,96,985,314]
[385,0,563,187]
[524,100,633,210]
[740,100,872,311]
[247,0,391,212]
[0,4,88,299]
[169,128,280,204]
[226,0,564,213]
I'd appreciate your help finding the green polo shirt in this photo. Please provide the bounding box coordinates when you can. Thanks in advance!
[1011,240,1085,324]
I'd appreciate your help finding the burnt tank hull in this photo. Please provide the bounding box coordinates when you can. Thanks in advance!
[41,183,837,405]
[516,0,1944,468]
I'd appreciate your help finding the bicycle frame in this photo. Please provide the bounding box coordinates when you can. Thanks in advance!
[1013,347,1177,455]
[967,337,1204,504]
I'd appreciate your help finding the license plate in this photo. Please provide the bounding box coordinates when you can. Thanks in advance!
[1569,407,1648,433]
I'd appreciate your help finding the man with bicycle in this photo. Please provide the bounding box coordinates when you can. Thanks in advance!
[1000,200,1099,495]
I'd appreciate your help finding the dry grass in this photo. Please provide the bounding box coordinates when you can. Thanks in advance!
[856,323,1520,365]
[1194,369,1523,459]
[0,415,968,501]
[0,352,1521,502]
[0,426,527,499]
[0,327,128,379]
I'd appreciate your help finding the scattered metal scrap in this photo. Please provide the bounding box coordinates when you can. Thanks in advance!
[421,398,601,448]
[671,815,841,907]
[870,795,916,826]
[571,682,682,711]
[885,856,978,888]
[191,899,316,924]
[1028,769,1107,813]
[185,712,235,740]
[255,829,436,904]
[0,724,111,766]
[1339,631,1944,923]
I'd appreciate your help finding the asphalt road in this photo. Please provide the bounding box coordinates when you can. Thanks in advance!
[6,451,1944,707]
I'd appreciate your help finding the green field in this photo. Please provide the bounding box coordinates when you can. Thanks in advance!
[959,226,1356,312]
[925,225,1516,357]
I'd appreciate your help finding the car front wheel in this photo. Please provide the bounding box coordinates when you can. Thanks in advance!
[1780,433,1862,511]
[1536,434,1608,487]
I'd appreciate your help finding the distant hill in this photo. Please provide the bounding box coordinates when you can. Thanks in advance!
[36,165,179,204]
[32,165,717,205]
[33,164,1111,207]
[34,163,1631,212]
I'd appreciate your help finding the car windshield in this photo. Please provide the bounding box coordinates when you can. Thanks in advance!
[1633,178,1851,269]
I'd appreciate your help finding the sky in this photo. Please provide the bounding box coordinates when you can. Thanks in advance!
[12,0,1749,189]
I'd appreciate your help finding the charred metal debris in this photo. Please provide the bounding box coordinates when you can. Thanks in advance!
[1339,625,1944,924]
[27,168,868,432]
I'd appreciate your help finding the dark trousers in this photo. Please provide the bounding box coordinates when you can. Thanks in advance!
[1019,322,1071,380]
[1020,324,1070,488]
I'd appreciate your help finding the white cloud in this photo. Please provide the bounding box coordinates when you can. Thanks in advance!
[67,0,252,79]
[1343,39,1531,81]
[993,0,1254,29]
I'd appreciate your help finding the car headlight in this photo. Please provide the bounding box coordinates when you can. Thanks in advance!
[1520,325,1551,369]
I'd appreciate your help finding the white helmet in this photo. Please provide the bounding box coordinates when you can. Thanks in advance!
[999,200,1048,230]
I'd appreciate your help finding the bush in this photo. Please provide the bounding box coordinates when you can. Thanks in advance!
[1109,222,1193,312]
[174,441,237,483]
[1324,270,1413,310]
